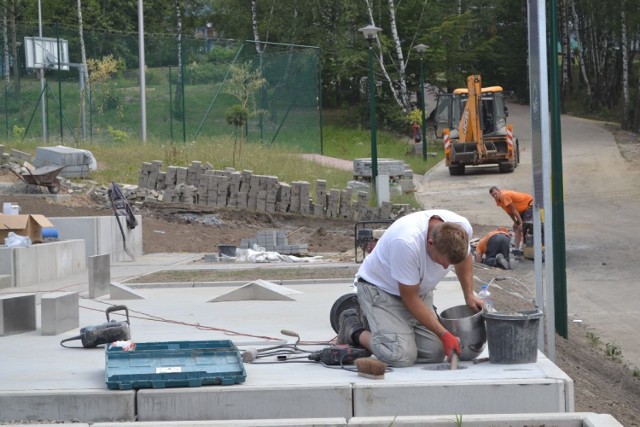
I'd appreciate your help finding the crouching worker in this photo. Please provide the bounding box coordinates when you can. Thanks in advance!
[475,227,511,270]
[337,209,484,367]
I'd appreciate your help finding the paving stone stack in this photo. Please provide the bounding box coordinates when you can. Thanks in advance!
[134,161,410,221]
[239,229,308,255]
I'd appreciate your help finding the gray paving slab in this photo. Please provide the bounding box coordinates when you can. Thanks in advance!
[0,253,623,425]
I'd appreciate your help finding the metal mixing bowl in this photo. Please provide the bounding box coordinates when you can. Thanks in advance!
[438,305,487,361]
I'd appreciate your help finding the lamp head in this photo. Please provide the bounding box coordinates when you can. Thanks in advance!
[415,44,428,54]
[359,25,382,41]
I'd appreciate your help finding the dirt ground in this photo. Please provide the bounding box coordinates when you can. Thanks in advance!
[1,129,639,425]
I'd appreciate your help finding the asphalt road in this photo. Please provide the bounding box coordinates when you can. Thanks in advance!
[415,103,640,371]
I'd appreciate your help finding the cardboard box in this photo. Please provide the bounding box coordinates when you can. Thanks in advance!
[0,214,54,244]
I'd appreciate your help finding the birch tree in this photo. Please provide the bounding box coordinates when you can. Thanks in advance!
[363,0,424,113]
[620,2,630,129]
[569,0,590,98]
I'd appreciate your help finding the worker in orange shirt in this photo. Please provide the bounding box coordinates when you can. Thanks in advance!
[475,227,511,269]
[489,186,533,256]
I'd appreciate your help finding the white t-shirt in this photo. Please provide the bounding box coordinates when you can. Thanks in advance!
[356,209,472,297]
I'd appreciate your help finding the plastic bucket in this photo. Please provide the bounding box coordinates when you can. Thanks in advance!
[218,245,237,257]
[483,310,543,364]
[438,305,486,361]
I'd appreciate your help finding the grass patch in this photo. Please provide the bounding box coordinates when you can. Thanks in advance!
[3,104,442,208]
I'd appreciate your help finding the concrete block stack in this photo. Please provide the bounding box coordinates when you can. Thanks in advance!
[133,161,409,221]
[227,171,242,208]
[240,229,308,255]
[326,189,341,218]
[276,183,291,212]
[352,158,410,182]
[339,187,353,219]
[290,181,310,214]
[138,160,163,190]
[314,179,327,217]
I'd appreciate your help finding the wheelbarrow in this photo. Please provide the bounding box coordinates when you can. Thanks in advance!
[10,164,65,194]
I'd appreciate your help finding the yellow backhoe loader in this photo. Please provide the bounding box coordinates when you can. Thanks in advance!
[434,75,519,175]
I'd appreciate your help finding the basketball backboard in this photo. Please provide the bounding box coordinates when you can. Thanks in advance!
[24,36,70,71]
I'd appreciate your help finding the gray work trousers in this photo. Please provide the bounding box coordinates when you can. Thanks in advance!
[356,281,444,367]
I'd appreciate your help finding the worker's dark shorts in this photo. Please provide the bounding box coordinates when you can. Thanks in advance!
[521,206,533,222]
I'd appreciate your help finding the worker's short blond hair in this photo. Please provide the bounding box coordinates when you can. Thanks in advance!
[431,222,468,264]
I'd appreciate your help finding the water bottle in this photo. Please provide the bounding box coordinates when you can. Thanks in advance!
[478,284,494,312]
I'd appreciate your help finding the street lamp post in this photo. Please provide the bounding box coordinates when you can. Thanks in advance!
[415,43,428,161]
[359,25,382,186]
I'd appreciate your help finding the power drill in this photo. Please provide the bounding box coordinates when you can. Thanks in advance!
[60,305,131,348]
[308,345,370,365]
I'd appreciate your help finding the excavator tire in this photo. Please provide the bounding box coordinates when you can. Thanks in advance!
[498,162,515,173]
[448,164,465,175]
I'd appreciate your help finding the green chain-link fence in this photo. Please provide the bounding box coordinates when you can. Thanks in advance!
[1,24,322,153]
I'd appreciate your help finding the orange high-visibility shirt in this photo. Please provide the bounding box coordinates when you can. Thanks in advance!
[496,190,533,215]
[476,227,510,257]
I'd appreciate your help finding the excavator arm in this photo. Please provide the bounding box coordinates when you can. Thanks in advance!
[457,75,487,160]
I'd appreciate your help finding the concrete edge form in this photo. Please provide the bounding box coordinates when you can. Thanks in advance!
[135,384,353,421]
[353,379,569,417]
[348,412,624,426]
[94,418,348,426]
[2,413,622,426]
[124,278,355,289]
[0,390,135,423]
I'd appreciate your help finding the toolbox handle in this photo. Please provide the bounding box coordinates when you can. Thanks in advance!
[106,305,130,324]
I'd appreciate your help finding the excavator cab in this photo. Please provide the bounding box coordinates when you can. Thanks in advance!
[434,86,508,137]
[434,75,519,175]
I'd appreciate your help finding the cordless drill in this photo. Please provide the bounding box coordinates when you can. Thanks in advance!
[60,305,131,348]
[308,345,370,365]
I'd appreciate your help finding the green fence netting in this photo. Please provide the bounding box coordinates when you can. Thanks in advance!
[0,24,323,153]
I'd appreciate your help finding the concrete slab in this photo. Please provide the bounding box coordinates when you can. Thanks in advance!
[0,390,135,423]
[348,413,623,426]
[40,291,79,335]
[0,293,36,336]
[94,419,348,426]
[0,240,86,288]
[50,215,142,263]
[109,282,146,300]
[88,253,110,299]
[0,273,10,289]
[0,255,621,425]
[136,385,353,421]
[0,277,578,423]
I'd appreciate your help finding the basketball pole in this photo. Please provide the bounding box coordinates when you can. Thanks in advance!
[38,0,47,143]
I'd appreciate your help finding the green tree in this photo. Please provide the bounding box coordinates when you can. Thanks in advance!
[224,104,249,167]
[222,62,267,165]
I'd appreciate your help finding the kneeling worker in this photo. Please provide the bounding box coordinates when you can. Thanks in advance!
[475,227,511,270]
[337,209,484,367]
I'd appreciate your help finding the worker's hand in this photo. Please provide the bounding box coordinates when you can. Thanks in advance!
[465,294,484,313]
[513,220,522,232]
[440,331,461,360]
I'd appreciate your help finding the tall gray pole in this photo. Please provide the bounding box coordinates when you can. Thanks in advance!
[138,0,147,144]
[38,0,47,143]
[527,0,556,362]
